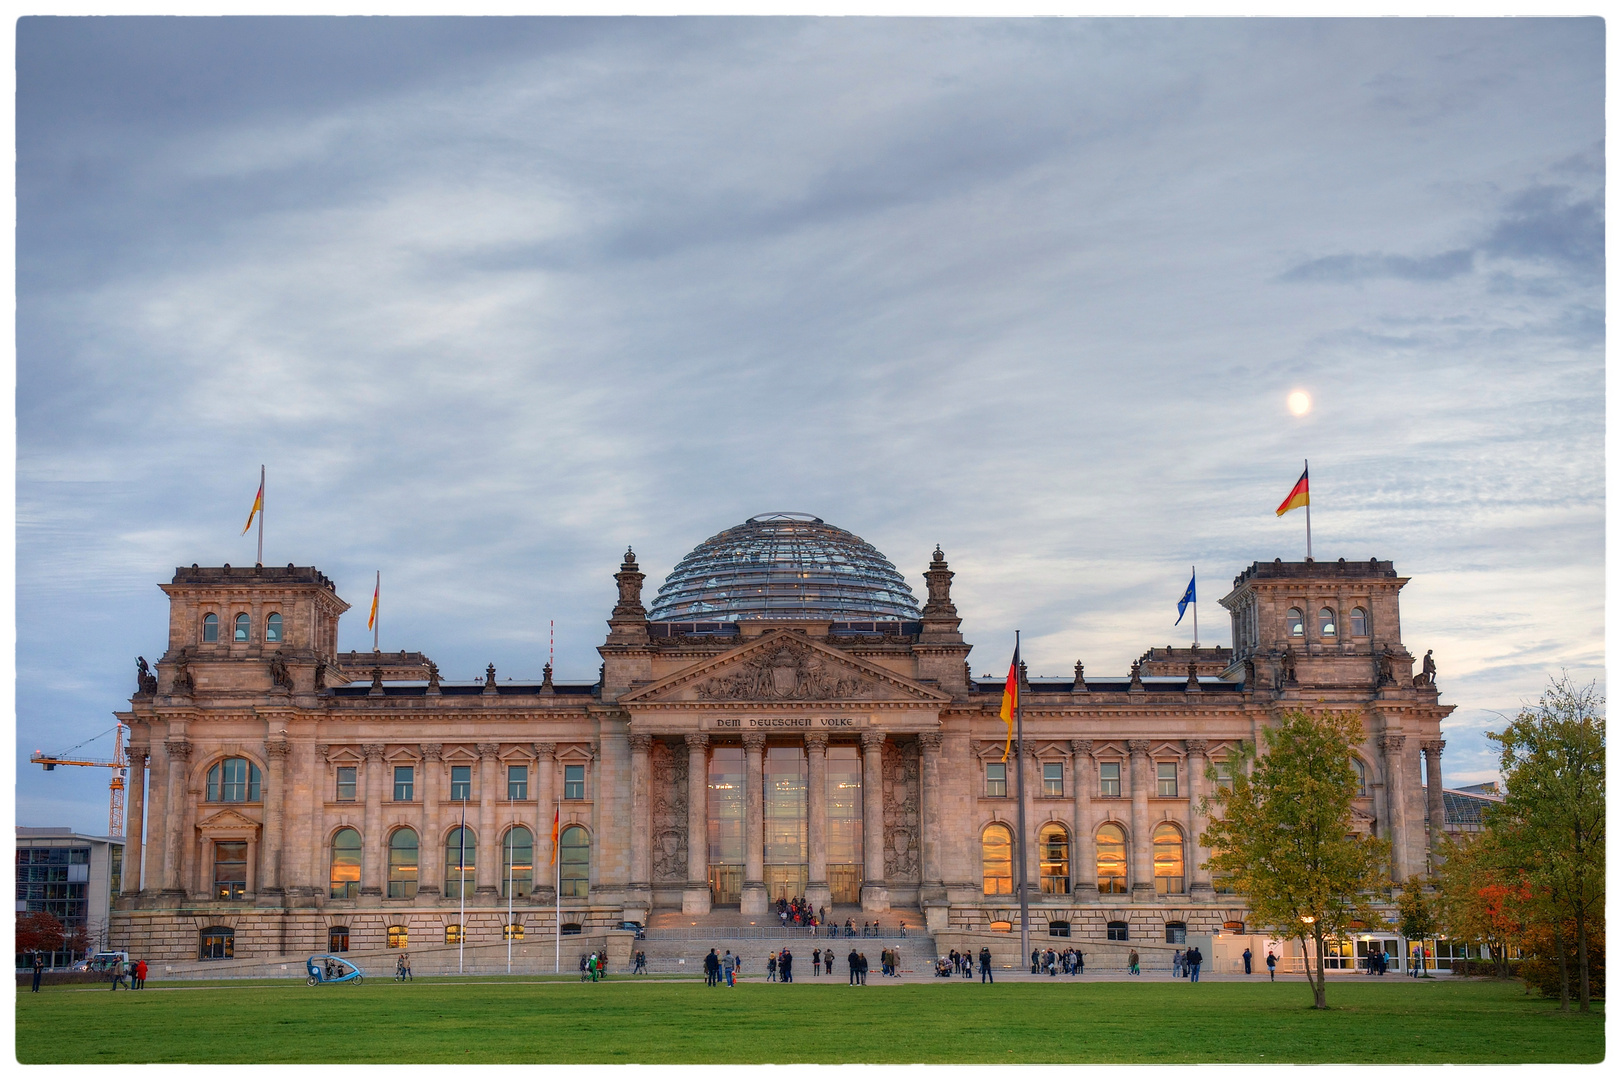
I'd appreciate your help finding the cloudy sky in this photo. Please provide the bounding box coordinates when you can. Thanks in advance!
[15,17,1604,832]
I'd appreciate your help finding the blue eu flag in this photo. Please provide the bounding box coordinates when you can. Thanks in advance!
[1175,573,1196,626]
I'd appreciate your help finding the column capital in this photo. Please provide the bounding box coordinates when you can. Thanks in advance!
[419,743,443,762]
[1068,739,1093,758]
[1126,739,1151,757]
[1185,739,1208,755]
[803,733,830,752]
[860,730,886,751]
[916,732,943,753]
[533,741,557,759]
[362,743,386,761]
[628,733,654,753]
[128,745,150,766]
[314,743,330,760]
[1378,733,1406,754]
[683,733,709,751]
[164,739,192,759]
[741,732,767,752]
[1421,738,1446,756]
[476,742,500,760]
[264,738,292,759]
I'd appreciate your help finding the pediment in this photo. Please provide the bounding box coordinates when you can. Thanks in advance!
[196,808,262,835]
[621,630,950,706]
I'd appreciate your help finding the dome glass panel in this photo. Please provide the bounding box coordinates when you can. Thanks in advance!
[648,512,921,622]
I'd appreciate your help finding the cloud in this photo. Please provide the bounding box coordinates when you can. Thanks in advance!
[1481,185,1604,277]
[1280,248,1475,283]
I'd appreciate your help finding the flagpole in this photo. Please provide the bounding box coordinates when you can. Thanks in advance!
[458,801,467,975]
[1303,459,1312,561]
[555,799,562,975]
[1014,630,1029,969]
[1191,565,1199,648]
[256,465,265,566]
[373,571,380,652]
[506,820,514,976]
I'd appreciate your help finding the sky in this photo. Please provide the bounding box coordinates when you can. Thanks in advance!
[13,16,1605,834]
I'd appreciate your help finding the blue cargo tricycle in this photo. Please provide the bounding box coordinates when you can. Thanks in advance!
[306,955,365,986]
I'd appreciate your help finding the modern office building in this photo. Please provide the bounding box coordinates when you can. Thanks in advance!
[16,827,124,966]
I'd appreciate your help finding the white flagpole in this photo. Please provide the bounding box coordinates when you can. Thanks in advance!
[256,465,265,566]
[506,822,514,975]
[458,801,467,975]
[554,800,561,975]
[1304,459,1313,561]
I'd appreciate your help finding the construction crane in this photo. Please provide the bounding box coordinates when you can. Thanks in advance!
[31,724,129,837]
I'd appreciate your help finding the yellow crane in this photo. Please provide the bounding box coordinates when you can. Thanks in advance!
[31,724,129,837]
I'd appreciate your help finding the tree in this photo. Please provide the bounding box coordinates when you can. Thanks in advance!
[1488,675,1605,1012]
[15,911,65,957]
[1201,709,1391,1009]
[1396,876,1437,975]
[1434,831,1529,978]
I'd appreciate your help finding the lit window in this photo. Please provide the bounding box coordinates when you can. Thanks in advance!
[207,758,261,802]
[202,613,219,643]
[234,613,250,642]
[199,926,234,960]
[1039,823,1070,894]
[329,828,361,899]
[213,841,246,900]
[985,762,1007,798]
[329,926,350,953]
[507,765,528,801]
[1106,921,1129,942]
[560,826,590,898]
[1350,607,1369,636]
[386,925,408,948]
[388,829,418,899]
[1157,761,1178,798]
[336,766,356,802]
[393,766,414,802]
[444,827,475,899]
[502,827,533,898]
[981,824,1012,895]
[1319,607,1337,636]
[1224,921,1245,934]
[1165,922,1187,944]
[445,924,464,945]
[1286,608,1304,637]
[503,924,524,941]
[450,765,471,802]
[1153,823,1185,894]
[564,764,586,801]
[265,612,282,642]
[989,920,1013,933]
[1096,823,1127,894]
[1099,761,1121,797]
[1043,762,1063,797]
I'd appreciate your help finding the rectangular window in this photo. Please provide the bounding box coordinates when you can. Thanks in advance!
[507,765,528,801]
[564,764,585,801]
[450,765,472,802]
[1099,761,1121,797]
[1214,760,1233,791]
[336,766,357,802]
[1157,762,1178,798]
[213,841,247,900]
[393,766,414,802]
[1043,762,1063,797]
[985,762,1007,798]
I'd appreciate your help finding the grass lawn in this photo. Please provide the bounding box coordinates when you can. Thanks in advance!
[16,976,1603,1064]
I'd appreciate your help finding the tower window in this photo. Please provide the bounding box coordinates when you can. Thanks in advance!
[202,613,219,642]
[336,766,356,802]
[207,758,261,802]
[1350,607,1369,636]
[1157,761,1178,798]
[233,613,250,642]
[1318,607,1337,636]
[984,762,1007,798]
[507,765,528,801]
[1286,608,1304,637]
[265,612,282,642]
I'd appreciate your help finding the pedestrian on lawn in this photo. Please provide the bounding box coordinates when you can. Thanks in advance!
[847,948,860,985]
[1128,949,1140,976]
[978,946,993,983]
[1188,946,1203,983]
[1172,948,1184,977]
[109,957,129,991]
[813,948,822,976]
[1266,951,1277,981]
[780,948,793,983]
[31,951,44,993]
[135,958,147,989]
[1242,947,1252,975]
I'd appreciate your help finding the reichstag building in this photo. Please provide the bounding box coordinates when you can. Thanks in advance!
[110,512,1452,961]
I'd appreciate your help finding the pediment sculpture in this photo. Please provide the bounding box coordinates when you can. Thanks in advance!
[696,643,874,701]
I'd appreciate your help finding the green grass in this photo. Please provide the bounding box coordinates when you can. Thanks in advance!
[16,976,1603,1064]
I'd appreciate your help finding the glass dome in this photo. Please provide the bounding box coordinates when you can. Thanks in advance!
[648,512,921,622]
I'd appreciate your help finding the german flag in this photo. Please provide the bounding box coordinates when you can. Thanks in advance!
[240,478,264,535]
[999,641,1020,762]
[550,807,560,865]
[1275,465,1310,517]
[367,574,380,632]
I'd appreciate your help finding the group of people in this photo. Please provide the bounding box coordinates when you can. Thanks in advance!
[107,956,147,990]
[395,952,413,981]
[777,896,822,928]
[1170,947,1206,982]
[1029,947,1086,976]
[937,949,981,979]
[578,951,608,981]
[703,948,742,986]
[765,949,796,981]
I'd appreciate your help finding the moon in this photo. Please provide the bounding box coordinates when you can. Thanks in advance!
[1287,390,1311,416]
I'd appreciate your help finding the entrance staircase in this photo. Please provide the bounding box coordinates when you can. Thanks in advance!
[638,905,934,976]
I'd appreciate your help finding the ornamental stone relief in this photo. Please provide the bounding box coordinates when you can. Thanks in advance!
[695,644,873,701]
[882,739,921,882]
[650,741,688,883]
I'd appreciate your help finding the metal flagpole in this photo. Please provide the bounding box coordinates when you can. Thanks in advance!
[1014,630,1029,968]
[373,571,380,652]
[256,465,265,566]
[1303,459,1312,561]
[458,801,467,974]
[555,800,562,975]
[506,824,514,975]
[1191,566,1199,648]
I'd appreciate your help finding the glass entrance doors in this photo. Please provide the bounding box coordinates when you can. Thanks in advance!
[708,746,744,905]
[764,746,807,899]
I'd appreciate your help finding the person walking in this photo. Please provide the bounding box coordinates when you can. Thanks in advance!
[1128,949,1140,976]
[1266,950,1277,981]
[1188,946,1203,983]
[979,946,993,983]
[109,957,129,991]
[31,951,44,993]
[1242,947,1253,975]
[899,920,907,939]
[397,951,412,981]
[847,947,860,985]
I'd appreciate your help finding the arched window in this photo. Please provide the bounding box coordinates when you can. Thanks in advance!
[1038,823,1070,894]
[388,828,418,899]
[207,758,262,802]
[1165,921,1187,944]
[329,828,361,899]
[1286,608,1304,637]
[386,925,408,948]
[1353,758,1368,797]
[1350,607,1369,636]
[502,826,534,898]
[199,926,234,960]
[559,825,590,899]
[445,924,463,945]
[981,823,1013,896]
[329,926,350,953]
[202,613,219,643]
[1318,607,1337,636]
[1153,823,1185,894]
[444,827,476,899]
[1096,823,1127,894]
[233,613,250,642]
[1106,921,1129,942]
[265,612,282,642]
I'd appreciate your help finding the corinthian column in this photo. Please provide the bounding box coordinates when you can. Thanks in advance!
[917,733,944,894]
[122,745,148,897]
[628,733,653,901]
[360,744,385,897]
[683,734,711,914]
[805,734,830,912]
[1186,739,1213,897]
[860,731,889,913]
[1422,739,1447,860]
[1127,740,1152,901]
[1070,740,1098,902]
[533,743,556,902]
[161,739,192,895]
[417,744,442,903]
[476,743,500,898]
[260,736,291,899]
[740,733,767,915]
[142,740,170,897]
[1379,733,1409,880]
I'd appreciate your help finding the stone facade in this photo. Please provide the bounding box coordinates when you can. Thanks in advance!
[110,546,1452,962]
